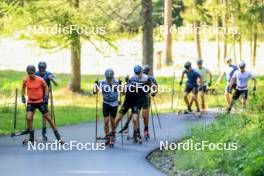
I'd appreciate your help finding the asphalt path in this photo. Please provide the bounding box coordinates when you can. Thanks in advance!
[0,110,217,176]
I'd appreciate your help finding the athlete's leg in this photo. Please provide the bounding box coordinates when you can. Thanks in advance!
[227,89,240,113]
[242,90,248,109]
[192,87,200,111]
[104,116,110,135]
[184,92,190,109]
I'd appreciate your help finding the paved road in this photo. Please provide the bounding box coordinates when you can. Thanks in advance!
[0,111,217,176]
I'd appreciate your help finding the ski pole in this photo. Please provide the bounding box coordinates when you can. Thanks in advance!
[95,79,99,141]
[171,72,175,110]
[14,88,18,130]
[152,97,161,129]
[12,88,18,135]
[150,98,156,140]
[50,84,56,124]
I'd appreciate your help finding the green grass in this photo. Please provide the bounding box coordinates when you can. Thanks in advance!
[149,84,264,176]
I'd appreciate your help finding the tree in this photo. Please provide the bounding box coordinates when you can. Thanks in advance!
[164,0,173,65]
[142,0,154,75]
[69,0,81,92]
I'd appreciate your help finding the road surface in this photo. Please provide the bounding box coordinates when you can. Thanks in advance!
[0,111,217,176]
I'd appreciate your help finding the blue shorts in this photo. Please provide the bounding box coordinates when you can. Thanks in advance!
[225,83,237,94]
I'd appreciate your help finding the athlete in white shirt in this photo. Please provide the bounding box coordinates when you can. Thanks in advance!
[227,61,257,113]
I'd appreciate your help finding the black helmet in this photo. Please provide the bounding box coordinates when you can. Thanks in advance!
[143,65,150,75]
[184,61,192,70]
[197,59,203,65]
[105,68,114,79]
[38,61,47,71]
[26,65,36,74]
[239,61,246,69]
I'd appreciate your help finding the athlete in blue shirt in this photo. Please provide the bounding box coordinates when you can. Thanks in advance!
[94,69,120,145]
[216,57,238,106]
[179,61,203,114]
[36,61,58,141]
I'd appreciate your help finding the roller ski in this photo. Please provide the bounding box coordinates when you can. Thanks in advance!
[133,132,142,144]
[104,132,115,148]
[11,129,29,137]
[22,137,37,145]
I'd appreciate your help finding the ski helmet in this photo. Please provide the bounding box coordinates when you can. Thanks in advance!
[225,57,232,63]
[184,61,192,70]
[197,59,203,65]
[105,68,114,79]
[38,61,47,71]
[239,61,246,69]
[26,65,36,74]
[134,65,142,74]
[143,65,150,75]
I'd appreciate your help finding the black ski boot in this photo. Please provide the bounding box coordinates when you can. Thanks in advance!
[119,123,129,134]
[54,131,64,144]
[42,127,48,141]
[144,126,150,140]
[133,130,142,144]
[23,131,36,145]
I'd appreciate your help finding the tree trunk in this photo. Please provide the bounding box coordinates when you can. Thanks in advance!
[223,0,228,60]
[217,29,221,70]
[252,31,257,67]
[164,0,173,65]
[69,0,81,92]
[239,32,242,60]
[142,0,154,75]
[194,21,202,59]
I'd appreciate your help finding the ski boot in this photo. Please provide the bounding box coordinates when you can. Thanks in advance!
[104,132,115,147]
[42,127,48,141]
[133,132,142,144]
[23,131,37,145]
[54,131,64,145]
[119,123,129,134]
[144,127,150,141]
[184,107,192,114]
[195,109,202,118]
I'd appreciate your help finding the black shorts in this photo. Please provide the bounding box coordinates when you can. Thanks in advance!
[119,100,139,115]
[226,83,237,94]
[138,95,150,110]
[198,85,207,94]
[27,102,49,114]
[184,85,198,94]
[232,89,248,100]
[103,103,118,118]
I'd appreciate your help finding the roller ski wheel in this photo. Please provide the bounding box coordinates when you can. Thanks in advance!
[57,139,65,145]
[133,135,142,144]
[195,111,202,118]
[22,138,37,145]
